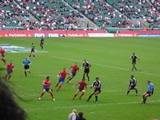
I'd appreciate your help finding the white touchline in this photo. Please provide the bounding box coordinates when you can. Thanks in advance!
[26,100,160,111]
[51,56,160,77]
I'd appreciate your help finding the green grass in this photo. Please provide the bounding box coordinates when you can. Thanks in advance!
[0,37,160,120]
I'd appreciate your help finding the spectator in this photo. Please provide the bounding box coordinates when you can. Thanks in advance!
[68,109,77,120]
[76,112,86,120]
[0,78,26,120]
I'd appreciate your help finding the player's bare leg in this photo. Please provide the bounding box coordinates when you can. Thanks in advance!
[5,74,11,80]
[55,82,59,88]
[38,91,45,100]
[95,91,100,102]
[79,91,85,100]
[132,64,137,71]
[127,87,131,95]
[87,92,95,102]
[73,91,79,100]
[49,91,55,101]
[40,44,43,49]
[57,83,63,91]
[24,71,27,77]
[142,93,149,104]
[133,88,138,95]
[33,53,35,57]
[82,73,86,80]
[86,73,89,81]
[2,58,6,64]
[67,76,73,83]
[4,74,8,81]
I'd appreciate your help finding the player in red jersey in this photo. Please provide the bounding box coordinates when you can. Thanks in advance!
[55,68,68,91]
[5,62,14,80]
[73,79,87,100]
[0,47,6,64]
[38,76,55,101]
[67,63,79,83]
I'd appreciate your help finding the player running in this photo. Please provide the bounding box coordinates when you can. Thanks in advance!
[22,58,31,77]
[82,59,91,81]
[0,47,6,64]
[55,68,68,91]
[142,81,155,104]
[130,52,139,71]
[127,75,138,95]
[5,62,14,80]
[38,76,55,101]
[40,36,44,49]
[73,79,87,100]
[87,77,101,102]
[67,63,79,83]
[29,43,35,57]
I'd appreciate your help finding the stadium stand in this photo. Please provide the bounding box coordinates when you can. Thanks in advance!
[0,0,160,30]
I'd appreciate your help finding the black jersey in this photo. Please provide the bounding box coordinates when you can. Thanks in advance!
[40,38,44,44]
[31,45,35,52]
[93,80,101,90]
[129,78,136,87]
[83,62,90,70]
[131,55,137,64]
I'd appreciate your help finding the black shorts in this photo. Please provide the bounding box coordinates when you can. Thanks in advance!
[147,91,153,96]
[71,71,76,77]
[94,88,101,93]
[130,85,136,89]
[31,48,35,52]
[78,88,85,92]
[24,65,29,70]
[84,69,89,73]
[132,61,136,64]
[45,88,50,92]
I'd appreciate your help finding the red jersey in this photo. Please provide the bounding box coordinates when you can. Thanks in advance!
[0,48,5,56]
[78,80,87,90]
[59,70,67,78]
[71,64,79,73]
[43,79,51,89]
[7,63,14,71]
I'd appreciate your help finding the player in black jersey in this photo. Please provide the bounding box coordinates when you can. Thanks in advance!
[131,52,139,71]
[127,75,138,95]
[40,36,44,49]
[82,59,91,81]
[29,43,35,57]
[87,77,101,102]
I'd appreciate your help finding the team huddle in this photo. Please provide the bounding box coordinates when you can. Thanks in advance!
[0,38,155,104]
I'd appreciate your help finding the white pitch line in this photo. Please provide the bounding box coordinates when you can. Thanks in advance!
[51,56,160,77]
[8,51,48,54]
[26,100,160,111]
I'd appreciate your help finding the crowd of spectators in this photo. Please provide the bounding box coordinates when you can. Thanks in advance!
[107,0,160,28]
[16,0,85,30]
[0,0,160,30]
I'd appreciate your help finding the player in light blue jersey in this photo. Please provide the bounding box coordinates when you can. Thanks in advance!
[142,81,155,104]
[22,58,31,77]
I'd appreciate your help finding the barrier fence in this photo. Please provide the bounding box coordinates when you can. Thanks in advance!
[0,30,160,37]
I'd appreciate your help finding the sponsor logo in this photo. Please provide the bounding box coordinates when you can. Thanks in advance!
[0,44,30,53]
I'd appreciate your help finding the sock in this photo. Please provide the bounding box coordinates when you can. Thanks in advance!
[95,96,98,102]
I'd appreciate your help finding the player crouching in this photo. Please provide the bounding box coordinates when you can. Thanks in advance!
[73,79,87,100]
[38,76,55,101]
[142,81,154,104]
[87,77,101,102]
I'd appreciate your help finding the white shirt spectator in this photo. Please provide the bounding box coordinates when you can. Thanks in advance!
[68,109,77,120]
